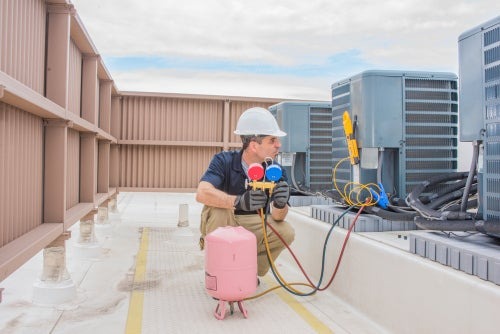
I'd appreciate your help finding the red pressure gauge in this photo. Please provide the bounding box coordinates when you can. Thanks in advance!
[248,163,264,181]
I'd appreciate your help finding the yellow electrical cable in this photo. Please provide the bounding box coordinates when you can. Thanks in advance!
[333,157,380,207]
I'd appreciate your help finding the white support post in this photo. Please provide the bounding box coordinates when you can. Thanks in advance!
[73,210,102,259]
[32,233,76,305]
[174,204,193,241]
[109,194,118,213]
[97,199,110,224]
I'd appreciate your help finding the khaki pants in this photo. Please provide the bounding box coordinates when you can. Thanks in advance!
[200,205,295,276]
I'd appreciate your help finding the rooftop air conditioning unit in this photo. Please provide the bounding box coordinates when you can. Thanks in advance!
[459,16,500,222]
[269,101,333,193]
[331,70,458,200]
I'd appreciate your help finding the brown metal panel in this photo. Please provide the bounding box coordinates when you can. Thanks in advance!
[118,145,217,188]
[46,4,71,108]
[68,39,82,116]
[109,144,119,187]
[81,55,99,124]
[110,96,121,139]
[44,119,68,224]
[120,96,224,142]
[80,133,97,203]
[0,0,46,94]
[66,129,80,209]
[97,140,110,194]
[115,96,284,189]
[99,81,112,132]
[0,102,43,248]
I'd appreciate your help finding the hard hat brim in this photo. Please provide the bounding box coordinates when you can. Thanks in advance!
[234,129,287,137]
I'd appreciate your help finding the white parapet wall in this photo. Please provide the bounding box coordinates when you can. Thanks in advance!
[284,208,500,334]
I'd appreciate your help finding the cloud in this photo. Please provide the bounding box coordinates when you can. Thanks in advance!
[111,67,333,100]
[71,0,500,98]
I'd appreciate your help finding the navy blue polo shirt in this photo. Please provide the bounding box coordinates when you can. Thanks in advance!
[200,150,288,196]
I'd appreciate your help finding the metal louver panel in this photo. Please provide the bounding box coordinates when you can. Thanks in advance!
[484,20,500,220]
[331,85,351,193]
[308,107,333,190]
[403,78,458,194]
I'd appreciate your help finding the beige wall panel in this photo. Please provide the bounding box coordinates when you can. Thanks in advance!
[97,140,110,194]
[81,56,99,124]
[228,101,274,144]
[109,144,119,187]
[120,96,224,141]
[0,102,43,247]
[0,0,46,94]
[110,97,122,139]
[68,40,83,116]
[119,145,218,188]
[99,81,112,132]
[66,129,80,209]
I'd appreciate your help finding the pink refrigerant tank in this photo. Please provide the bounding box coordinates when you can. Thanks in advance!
[205,226,257,319]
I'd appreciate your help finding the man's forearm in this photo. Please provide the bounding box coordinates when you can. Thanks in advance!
[271,204,288,221]
[196,181,237,209]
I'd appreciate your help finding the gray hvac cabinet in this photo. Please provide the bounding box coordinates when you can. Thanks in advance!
[331,70,458,199]
[459,16,500,221]
[269,101,333,192]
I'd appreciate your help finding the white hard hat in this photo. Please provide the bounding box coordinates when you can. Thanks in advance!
[234,107,286,137]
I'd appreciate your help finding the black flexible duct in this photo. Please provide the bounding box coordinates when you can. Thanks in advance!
[390,197,409,207]
[364,206,418,221]
[406,172,474,220]
[427,183,477,210]
[415,217,500,233]
[443,198,478,213]
[419,178,469,204]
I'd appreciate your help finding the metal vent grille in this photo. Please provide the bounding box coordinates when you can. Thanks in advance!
[331,85,351,193]
[309,107,333,191]
[406,137,456,147]
[484,21,500,221]
[485,64,500,82]
[403,78,458,194]
[484,45,500,65]
[484,26,500,46]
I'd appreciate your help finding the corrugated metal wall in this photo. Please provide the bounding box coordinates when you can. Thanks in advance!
[66,129,80,209]
[0,102,43,247]
[117,96,280,190]
[0,0,46,94]
[119,145,218,188]
[119,95,224,189]
[68,39,83,116]
[121,96,223,141]
[0,0,119,281]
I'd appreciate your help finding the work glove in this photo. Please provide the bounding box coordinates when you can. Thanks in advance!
[272,181,290,209]
[234,189,267,211]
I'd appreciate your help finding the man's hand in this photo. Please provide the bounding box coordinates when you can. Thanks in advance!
[235,189,267,211]
[272,181,290,209]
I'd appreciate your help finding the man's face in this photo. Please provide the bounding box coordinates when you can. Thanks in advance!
[252,135,282,160]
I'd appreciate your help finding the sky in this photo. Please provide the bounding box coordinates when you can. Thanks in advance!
[70,0,500,101]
